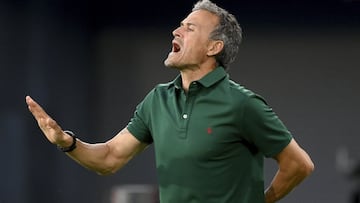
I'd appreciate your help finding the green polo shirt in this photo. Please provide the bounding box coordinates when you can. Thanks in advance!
[127,67,292,203]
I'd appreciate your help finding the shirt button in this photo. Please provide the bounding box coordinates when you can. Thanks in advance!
[182,114,188,119]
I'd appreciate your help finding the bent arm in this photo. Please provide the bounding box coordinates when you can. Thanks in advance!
[265,139,314,203]
[26,96,148,175]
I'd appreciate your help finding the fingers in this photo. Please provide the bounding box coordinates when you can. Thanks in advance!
[26,96,51,120]
[26,96,60,130]
[26,96,64,144]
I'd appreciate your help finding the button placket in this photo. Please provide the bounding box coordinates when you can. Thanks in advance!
[178,81,199,138]
[182,81,199,121]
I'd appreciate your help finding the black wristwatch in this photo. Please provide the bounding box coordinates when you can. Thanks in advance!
[57,130,77,152]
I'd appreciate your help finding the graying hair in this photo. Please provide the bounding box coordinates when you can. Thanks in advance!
[192,0,242,69]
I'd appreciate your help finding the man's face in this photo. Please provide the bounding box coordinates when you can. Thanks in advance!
[164,10,219,70]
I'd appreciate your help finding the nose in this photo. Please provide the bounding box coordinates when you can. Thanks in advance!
[172,26,182,38]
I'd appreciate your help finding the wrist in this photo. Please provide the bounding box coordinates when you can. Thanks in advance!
[57,130,77,152]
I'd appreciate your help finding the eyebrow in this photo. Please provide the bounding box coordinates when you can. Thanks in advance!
[180,22,197,27]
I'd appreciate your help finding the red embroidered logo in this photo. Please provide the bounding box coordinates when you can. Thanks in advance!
[207,127,212,134]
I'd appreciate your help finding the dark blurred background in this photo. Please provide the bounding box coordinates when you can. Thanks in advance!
[0,0,359,202]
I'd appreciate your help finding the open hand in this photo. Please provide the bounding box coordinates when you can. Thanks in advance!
[26,96,70,146]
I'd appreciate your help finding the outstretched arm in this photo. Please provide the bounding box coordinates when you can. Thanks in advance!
[265,139,314,203]
[26,96,148,175]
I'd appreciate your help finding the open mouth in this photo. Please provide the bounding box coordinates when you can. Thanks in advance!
[172,41,181,53]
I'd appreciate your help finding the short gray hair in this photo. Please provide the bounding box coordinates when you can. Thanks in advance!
[192,0,242,69]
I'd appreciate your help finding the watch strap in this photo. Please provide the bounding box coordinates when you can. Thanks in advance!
[58,130,77,152]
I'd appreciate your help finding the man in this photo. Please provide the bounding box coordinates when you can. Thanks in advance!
[26,0,314,202]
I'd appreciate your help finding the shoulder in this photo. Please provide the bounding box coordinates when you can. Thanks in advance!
[154,80,174,91]
[228,80,255,97]
[141,80,175,104]
[224,79,273,119]
[227,79,266,104]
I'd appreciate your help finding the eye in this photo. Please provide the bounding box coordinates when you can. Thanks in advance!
[186,25,195,32]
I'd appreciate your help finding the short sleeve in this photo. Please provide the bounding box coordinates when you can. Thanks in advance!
[241,95,292,157]
[127,91,154,144]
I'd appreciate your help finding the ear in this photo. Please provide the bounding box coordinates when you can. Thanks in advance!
[207,40,224,57]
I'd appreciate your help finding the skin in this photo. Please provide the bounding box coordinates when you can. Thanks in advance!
[26,9,314,202]
[164,10,224,91]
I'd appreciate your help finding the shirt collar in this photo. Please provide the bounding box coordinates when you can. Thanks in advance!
[198,66,227,88]
[170,66,228,90]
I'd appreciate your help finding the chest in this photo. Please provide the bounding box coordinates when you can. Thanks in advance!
[149,89,246,162]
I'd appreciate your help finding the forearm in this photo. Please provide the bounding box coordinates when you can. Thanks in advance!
[60,129,146,175]
[265,167,308,203]
[65,139,123,175]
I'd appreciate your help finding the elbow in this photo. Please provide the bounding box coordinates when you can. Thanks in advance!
[97,171,115,176]
[96,169,113,176]
[300,159,315,177]
[307,160,315,175]
[96,167,119,176]
[97,163,124,176]
[95,159,127,176]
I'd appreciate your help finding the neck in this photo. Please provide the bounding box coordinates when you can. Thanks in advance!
[180,64,217,92]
